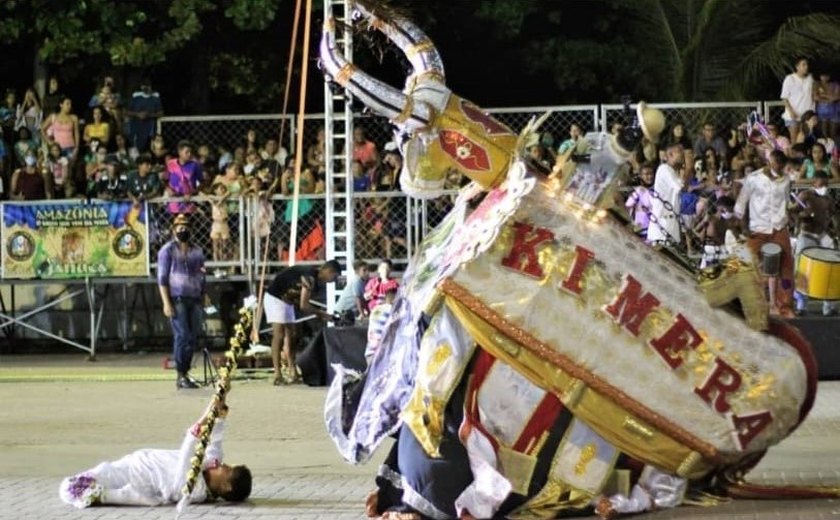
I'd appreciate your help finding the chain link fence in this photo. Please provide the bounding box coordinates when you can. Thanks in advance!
[160,103,781,167]
[763,100,787,129]
[251,193,328,269]
[489,105,600,144]
[157,101,834,272]
[145,192,416,271]
[351,191,411,267]
[158,115,297,170]
[147,196,247,272]
[601,102,763,142]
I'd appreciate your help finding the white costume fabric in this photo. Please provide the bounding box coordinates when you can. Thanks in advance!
[601,465,687,515]
[364,302,392,364]
[647,162,682,243]
[734,169,790,234]
[780,73,814,123]
[59,421,225,508]
[263,292,296,324]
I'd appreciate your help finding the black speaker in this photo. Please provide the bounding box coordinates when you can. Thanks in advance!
[789,317,840,380]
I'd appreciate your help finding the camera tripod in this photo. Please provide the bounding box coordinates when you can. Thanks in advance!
[201,346,219,386]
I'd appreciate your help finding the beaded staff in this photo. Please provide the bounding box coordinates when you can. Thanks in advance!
[174,306,253,518]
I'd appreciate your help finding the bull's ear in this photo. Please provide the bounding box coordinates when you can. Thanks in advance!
[517,111,553,156]
[319,16,433,131]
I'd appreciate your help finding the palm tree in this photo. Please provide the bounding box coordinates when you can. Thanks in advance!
[619,0,840,101]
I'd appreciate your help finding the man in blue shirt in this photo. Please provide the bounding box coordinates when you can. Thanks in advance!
[126,79,163,152]
[157,213,206,389]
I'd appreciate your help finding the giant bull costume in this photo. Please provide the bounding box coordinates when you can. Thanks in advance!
[320,2,824,518]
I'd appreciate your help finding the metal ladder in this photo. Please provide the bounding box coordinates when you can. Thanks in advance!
[323,0,355,314]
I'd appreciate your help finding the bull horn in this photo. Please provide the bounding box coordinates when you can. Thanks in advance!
[351,1,445,86]
[320,16,432,130]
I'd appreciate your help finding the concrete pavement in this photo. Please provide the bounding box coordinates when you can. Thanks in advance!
[1,354,839,519]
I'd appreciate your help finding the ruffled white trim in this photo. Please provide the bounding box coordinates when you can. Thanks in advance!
[59,474,103,509]
[454,426,512,519]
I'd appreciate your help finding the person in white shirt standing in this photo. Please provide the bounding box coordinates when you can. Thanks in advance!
[647,143,685,245]
[781,57,814,147]
[734,150,795,317]
[59,397,251,508]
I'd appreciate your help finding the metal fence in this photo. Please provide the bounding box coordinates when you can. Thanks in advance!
[144,191,441,273]
[158,105,604,163]
[601,101,763,141]
[153,99,836,272]
[763,100,787,129]
[159,102,802,158]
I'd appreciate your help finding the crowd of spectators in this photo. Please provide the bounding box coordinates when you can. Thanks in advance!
[614,58,839,317]
[4,60,837,279]
[620,63,839,251]
[0,75,163,201]
[0,75,435,266]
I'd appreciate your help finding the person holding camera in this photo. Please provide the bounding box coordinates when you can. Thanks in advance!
[95,156,126,200]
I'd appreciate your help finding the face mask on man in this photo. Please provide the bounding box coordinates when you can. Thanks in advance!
[175,230,190,242]
[814,186,828,196]
[24,156,37,167]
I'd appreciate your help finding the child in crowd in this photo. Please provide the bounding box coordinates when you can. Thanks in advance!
[334,260,371,323]
[699,196,739,269]
[625,163,654,240]
[96,156,127,200]
[46,142,72,198]
[59,397,251,508]
[209,182,232,265]
[248,175,274,240]
[352,159,370,192]
[364,259,399,312]
[84,140,108,198]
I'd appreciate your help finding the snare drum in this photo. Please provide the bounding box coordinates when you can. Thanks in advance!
[760,243,782,276]
[796,247,840,300]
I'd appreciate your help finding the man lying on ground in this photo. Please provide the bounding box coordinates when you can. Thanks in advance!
[59,397,251,508]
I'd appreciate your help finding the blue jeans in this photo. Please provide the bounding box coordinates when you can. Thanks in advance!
[170,297,203,373]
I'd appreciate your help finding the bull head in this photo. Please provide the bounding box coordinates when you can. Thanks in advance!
[320,1,519,198]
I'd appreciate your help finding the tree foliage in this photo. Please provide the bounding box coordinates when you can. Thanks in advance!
[405,0,840,104]
[1,0,839,113]
[614,0,840,100]
[0,0,219,67]
[0,0,287,111]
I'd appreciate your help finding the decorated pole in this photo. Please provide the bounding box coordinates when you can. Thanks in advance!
[174,305,253,518]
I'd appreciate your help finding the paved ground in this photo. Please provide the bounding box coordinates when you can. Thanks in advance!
[1,353,840,519]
